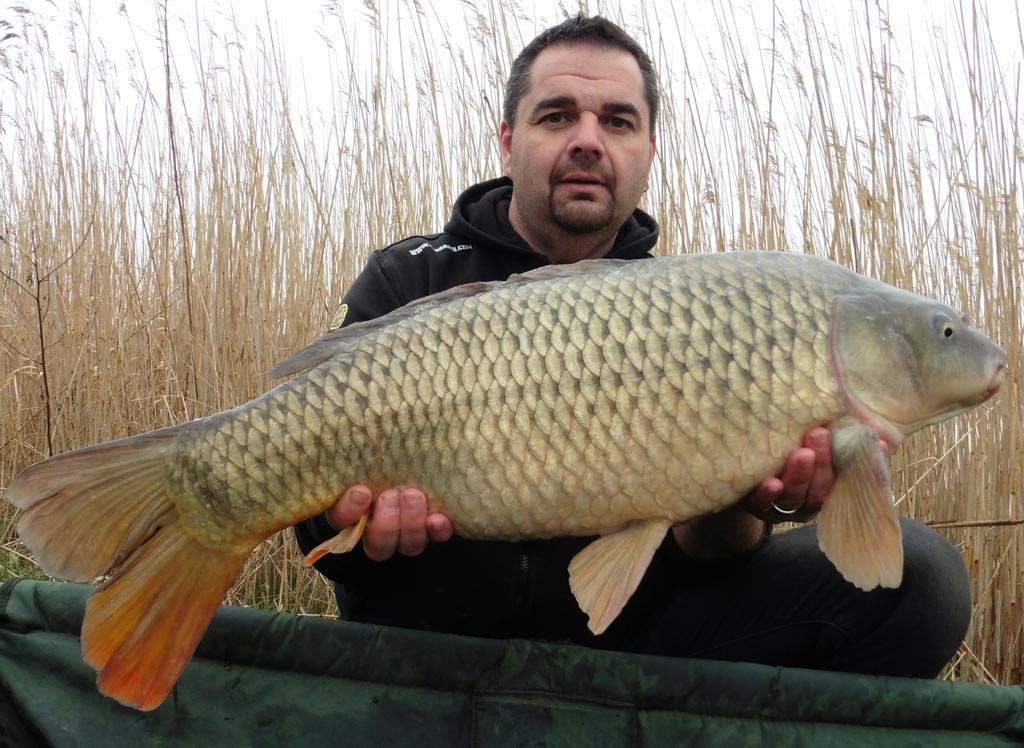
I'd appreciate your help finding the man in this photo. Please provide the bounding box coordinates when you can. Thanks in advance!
[295,15,970,677]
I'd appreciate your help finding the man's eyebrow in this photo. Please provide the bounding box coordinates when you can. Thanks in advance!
[601,101,643,120]
[530,95,578,116]
[529,96,644,121]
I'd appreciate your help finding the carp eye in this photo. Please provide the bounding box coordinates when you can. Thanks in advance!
[933,313,957,340]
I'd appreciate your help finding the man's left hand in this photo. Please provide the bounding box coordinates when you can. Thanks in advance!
[742,426,834,524]
[673,426,835,560]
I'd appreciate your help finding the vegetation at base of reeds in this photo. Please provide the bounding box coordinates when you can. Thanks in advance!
[0,0,1020,683]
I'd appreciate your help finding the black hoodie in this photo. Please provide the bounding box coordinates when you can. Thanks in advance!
[323,176,659,324]
[294,177,685,644]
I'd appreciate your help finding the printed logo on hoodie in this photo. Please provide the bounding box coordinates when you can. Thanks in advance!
[409,241,472,256]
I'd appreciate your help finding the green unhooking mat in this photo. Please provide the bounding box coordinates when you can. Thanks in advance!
[1,578,1022,747]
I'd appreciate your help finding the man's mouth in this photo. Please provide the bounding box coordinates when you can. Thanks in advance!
[561,172,605,187]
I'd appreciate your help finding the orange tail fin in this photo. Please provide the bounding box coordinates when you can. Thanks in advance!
[84,518,249,711]
[7,429,254,711]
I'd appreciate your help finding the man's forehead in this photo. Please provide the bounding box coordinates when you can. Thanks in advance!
[526,43,646,104]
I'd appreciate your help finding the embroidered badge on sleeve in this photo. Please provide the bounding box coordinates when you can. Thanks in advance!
[328,303,348,331]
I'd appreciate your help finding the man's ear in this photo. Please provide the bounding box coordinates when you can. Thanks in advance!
[499,121,513,176]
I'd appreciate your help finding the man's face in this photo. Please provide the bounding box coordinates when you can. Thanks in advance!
[500,43,656,246]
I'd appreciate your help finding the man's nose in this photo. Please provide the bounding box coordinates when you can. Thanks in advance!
[568,113,604,159]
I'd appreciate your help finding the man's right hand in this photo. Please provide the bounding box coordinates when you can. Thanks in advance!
[326,485,454,561]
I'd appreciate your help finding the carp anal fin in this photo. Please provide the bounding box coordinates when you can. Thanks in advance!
[302,512,369,565]
[817,422,903,591]
[568,518,672,635]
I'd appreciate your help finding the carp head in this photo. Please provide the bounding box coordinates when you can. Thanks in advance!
[830,288,1006,445]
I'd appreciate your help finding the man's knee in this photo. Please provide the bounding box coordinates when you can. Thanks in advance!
[901,518,971,608]
[898,517,972,670]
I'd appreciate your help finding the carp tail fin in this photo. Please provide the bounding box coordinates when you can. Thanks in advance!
[7,430,253,711]
[83,519,249,711]
[9,431,181,582]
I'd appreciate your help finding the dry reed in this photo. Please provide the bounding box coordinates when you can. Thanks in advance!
[0,0,1020,682]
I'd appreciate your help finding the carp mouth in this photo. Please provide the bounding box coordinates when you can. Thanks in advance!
[982,357,1007,402]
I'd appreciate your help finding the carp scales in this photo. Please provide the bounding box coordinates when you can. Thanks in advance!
[6,251,1006,711]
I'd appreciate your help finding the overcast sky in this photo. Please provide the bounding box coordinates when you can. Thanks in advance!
[8,0,1022,119]
[2,0,1021,257]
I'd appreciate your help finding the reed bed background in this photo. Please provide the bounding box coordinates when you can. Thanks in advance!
[0,0,1020,684]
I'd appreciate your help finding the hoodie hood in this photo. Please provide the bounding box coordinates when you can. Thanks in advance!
[444,177,659,262]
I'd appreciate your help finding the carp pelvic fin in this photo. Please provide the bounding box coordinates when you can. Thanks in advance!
[302,512,369,565]
[816,422,903,590]
[568,519,672,635]
[7,429,252,711]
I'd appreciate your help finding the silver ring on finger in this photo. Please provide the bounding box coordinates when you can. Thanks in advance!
[772,502,800,515]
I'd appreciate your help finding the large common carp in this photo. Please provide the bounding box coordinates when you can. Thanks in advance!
[6,251,1006,711]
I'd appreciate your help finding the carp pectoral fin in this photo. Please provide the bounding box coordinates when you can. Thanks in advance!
[568,519,672,635]
[817,423,903,590]
[302,513,369,565]
[84,522,251,711]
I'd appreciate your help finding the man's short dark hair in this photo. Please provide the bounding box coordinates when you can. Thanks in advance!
[502,15,659,135]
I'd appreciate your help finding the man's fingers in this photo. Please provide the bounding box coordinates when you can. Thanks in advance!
[741,427,836,524]
[804,427,834,510]
[396,488,429,556]
[425,513,455,543]
[326,484,451,560]
[363,489,401,561]
[743,475,783,518]
[326,484,373,530]
[772,447,815,513]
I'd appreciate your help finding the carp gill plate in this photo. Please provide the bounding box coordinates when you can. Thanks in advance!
[5,251,1006,710]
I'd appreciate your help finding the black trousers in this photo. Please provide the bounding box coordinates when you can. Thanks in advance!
[340,517,971,680]
[597,517,972,678]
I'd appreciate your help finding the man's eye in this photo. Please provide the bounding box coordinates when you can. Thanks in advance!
[608,117,633,129]
[543,112,566,123]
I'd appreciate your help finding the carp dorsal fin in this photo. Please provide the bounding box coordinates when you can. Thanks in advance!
[269,280,495,378]
[505,257,635,283]
[816,421,903,590]
[270,258,637,379]
[568,518,672,635]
